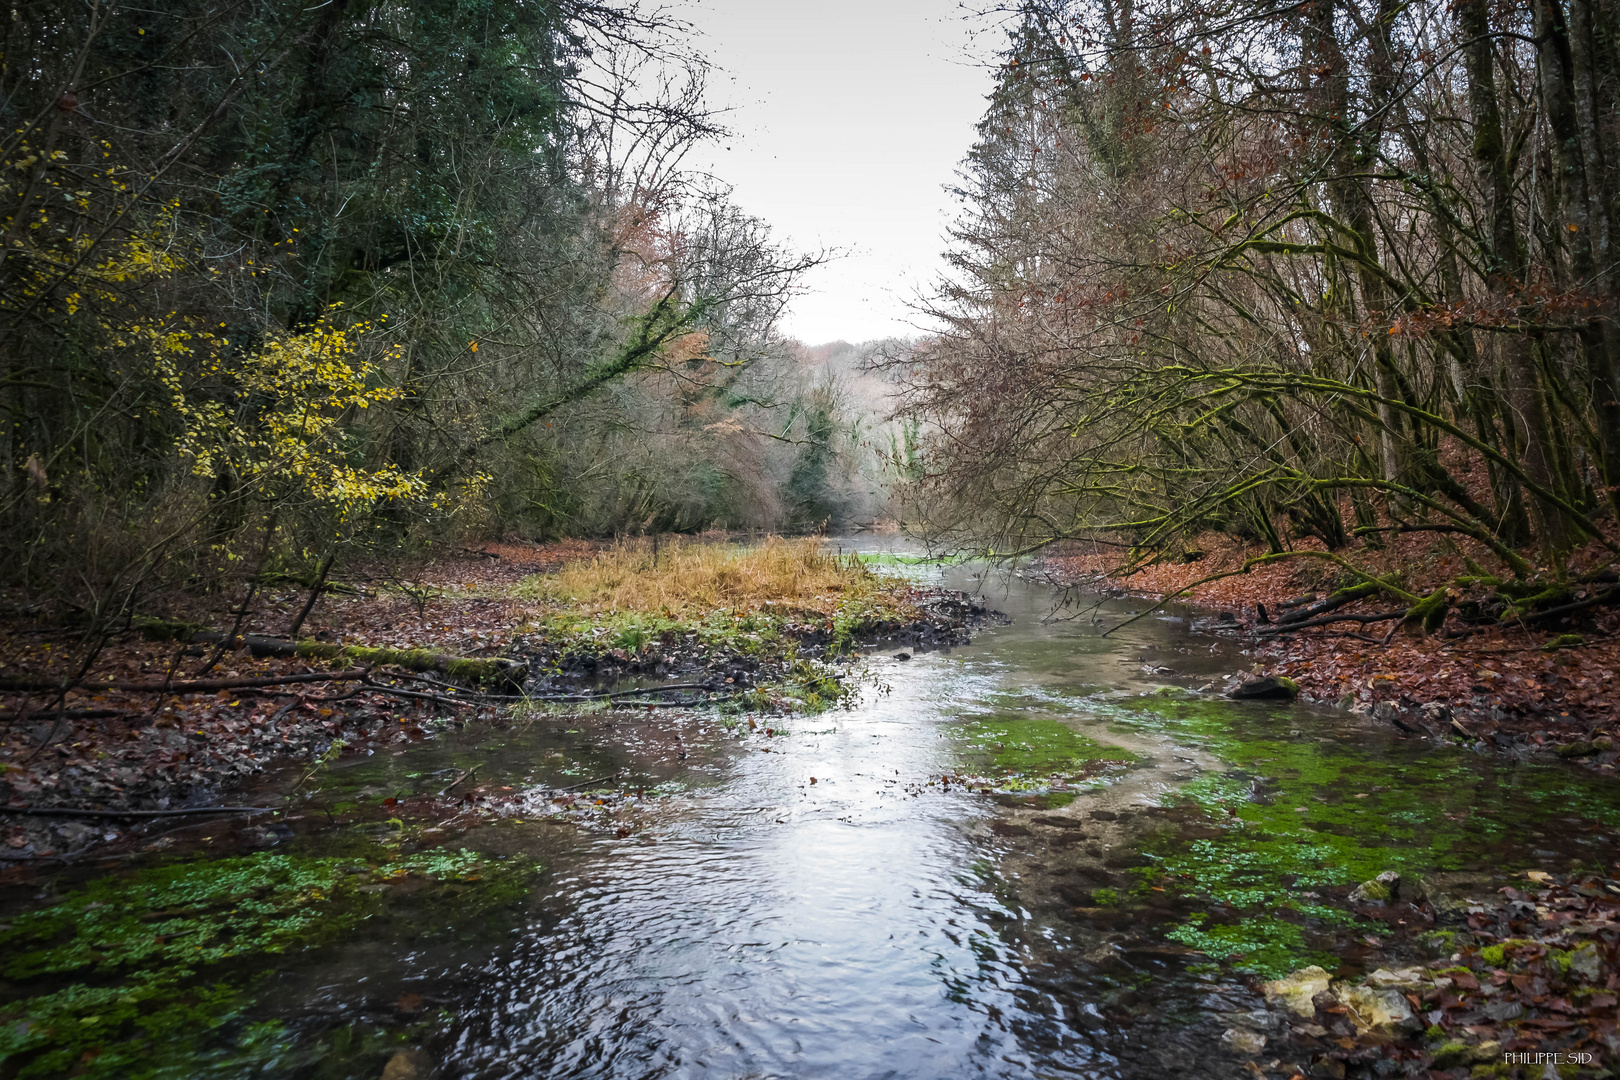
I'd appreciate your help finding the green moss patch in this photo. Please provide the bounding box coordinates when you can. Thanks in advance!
[1096,695,1620,978]
[531,603,909,711]
[0,848,537,1079]
[1164,914,1333,978]
[950,714,1137,791]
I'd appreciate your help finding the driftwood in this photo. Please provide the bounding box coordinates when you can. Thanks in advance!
[0,804,278,818]
[360,680,484,708]
[556,682,717,702]
[135,619,527,688]
[1274,582,1382,626]
[0,667,374,694]
[553,771,624,792]
[1259,610,1407,634]
[438,763,482,795]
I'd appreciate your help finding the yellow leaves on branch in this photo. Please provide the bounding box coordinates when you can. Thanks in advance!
[145,309,428,518]
[7,144,437,523]
[1,144,180,316]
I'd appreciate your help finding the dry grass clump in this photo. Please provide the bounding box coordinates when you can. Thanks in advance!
[520,536,884,618]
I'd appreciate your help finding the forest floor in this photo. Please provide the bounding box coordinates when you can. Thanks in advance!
[1254,866,1620,1078]
[1040,532,1620,779]
[0,537,981,868]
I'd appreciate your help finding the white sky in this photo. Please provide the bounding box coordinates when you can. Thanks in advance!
[677,0,999,346]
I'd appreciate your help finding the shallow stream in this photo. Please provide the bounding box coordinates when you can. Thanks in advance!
[5,547,1618,1079]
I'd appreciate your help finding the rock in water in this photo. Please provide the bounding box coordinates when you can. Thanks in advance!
[1220,1027,1267,1055]
[380,1049,435,1080]
[1261,965,1332,1017]
[1349,869,1427,904]
[1340,985,1416,1033]
[1349,869,1401,902]
[1226,675,1299,701]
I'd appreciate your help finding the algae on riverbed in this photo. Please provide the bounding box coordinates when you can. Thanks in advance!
[950,713,1138,791]
[1093,695,1620,977]
[0,847,539,1079]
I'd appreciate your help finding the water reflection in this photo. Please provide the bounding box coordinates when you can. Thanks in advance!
[444,564,1119,1077]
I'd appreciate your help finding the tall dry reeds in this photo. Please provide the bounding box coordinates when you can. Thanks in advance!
[522,536,878,618]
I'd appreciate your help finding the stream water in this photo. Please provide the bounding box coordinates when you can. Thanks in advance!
[6,548,1619,1079]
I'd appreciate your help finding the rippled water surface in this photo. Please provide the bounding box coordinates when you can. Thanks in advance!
[255,554,1245,1079]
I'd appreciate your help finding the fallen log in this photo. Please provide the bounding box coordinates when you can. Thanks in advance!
[1275,582,1383,626]
[0,667,372,694]
[1511,588,1620,627]
[135,618,527,688]
[0,804,278,818]
[1258,610,1406,634]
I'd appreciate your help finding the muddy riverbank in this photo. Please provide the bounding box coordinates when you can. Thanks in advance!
[1039,536,1620,778]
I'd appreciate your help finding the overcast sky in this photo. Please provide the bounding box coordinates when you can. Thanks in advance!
[677,0,999,346]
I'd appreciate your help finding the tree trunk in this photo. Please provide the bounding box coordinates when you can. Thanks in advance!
[1547,0,1620,518]
[1459,0,1567,553]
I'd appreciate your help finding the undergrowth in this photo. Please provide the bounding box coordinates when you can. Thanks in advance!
[516,537,934,711]
[516,535,904,621]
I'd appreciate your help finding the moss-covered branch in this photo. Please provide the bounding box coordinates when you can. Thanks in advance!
[134,619,526,687]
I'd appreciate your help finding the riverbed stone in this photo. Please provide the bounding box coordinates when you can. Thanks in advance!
[1227,675,1299,701]
[1349,869,1401,903]
[1340,984,1414,1033]
[379,1048,436,1080]
[1262,965,1332,1017]
[1364,966,1427,989]
[1419,701,1451,724]
[1220,1027,1267,1055]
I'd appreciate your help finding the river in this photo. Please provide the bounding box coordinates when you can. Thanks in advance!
[5,548,1617,1079]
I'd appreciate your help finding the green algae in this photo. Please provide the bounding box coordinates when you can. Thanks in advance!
[853,552,969,566]
[0,847,539,1079]
[1087,694,1620,978]
[950,714,1137,791]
